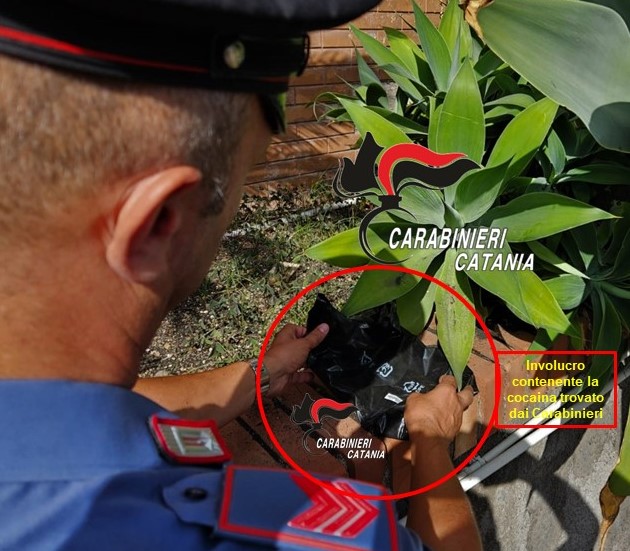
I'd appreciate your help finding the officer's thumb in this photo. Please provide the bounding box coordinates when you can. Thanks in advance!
[302,323,329,350]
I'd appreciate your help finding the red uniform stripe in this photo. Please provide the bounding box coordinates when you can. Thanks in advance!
[0,24,208,74]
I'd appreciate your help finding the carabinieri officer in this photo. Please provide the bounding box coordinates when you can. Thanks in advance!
[0,1,481,549]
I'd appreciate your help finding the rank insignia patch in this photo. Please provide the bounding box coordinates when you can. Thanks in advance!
[217,466,399,551]
[149,415,231,465]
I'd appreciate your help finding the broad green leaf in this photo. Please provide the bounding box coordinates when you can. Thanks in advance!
[320,108,352,123]
[446,29,462,89]
[601,283,630,301]
[440,0,472,65]
[339,98,411,148]
[439,0,462,55]
[453,161,510,223]
[543,274,587,310]
[490,73,520,96]
[427,100,442,152]
[487,98,558,179]
[350,26,429,99]
[537,152,556,185]
[315,91,358,105]
[544,130,567,177]
[306,223,413,267]
[528,311,586,351]
[384,28,435,92]
[355,49,382,87]
[527,241,588,278]
[553,115,579,158]
[378,63,432,100]
[352,84,389,109]
[484,105,522,122]
[469,34,483,64]
[476,0,630,151]
[398,186,446,228]
[412,0,452,91]
[528,327,561,352]
[503,176,549,196]
[474,48,505,79]
[573,129,599,159]
[353,85,369,103]
[611,231,630,281]
[571,223,601,274]
[584,0,629,30]
[366,106,428,135]
[569,317,587,351]
[561,231,589,273]
[464,244,573,333]
[397,278,437,335]
[433,60,485,163]
[485,93,535,109]
[443,203,464,229]
[556,163,630,185]
[483,192,616,242]
[608,294,630,333]
[460,26,473,66]
[363,84,390,109]
[588,288,621,384]
[385,28,422,74]
[305,227,368,267]
[609,415,630,496]
[343,248,443,315]
[603,203,630,265]
[343,268,417,317]
[435,250,476,388]
[351,25,407,71]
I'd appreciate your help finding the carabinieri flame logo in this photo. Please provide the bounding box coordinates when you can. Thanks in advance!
[291,393,358,453]
[333,133,479,264]
[291,393,358,427]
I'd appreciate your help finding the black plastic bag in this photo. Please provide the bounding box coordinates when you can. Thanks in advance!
[306,294,476,440]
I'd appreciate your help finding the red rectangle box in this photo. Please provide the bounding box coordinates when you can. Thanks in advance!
[495,350,618,430]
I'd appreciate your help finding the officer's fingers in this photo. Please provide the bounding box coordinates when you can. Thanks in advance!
[458,386,475,410]
[272,324,305,346]
[273,324,295,341]
[284,323,303,337]
[291,370,315,385]
[301,323,329,349]
[438,374,457,389]
[405,391,424,408]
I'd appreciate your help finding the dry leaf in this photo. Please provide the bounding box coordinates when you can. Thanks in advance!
[459,0,494,40]
[597,482,625,551]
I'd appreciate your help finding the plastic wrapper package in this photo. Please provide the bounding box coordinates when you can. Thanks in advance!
[306,294,476,440]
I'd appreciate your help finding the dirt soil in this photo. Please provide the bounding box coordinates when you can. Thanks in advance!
[140,182,365,377]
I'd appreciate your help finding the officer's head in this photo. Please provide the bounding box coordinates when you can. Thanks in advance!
[0,0,378,315]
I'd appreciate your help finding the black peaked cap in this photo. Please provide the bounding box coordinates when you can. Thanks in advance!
[0,0,381,93]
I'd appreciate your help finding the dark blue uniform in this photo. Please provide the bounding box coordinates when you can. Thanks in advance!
[0,2,431,549]
[0,380,427,550]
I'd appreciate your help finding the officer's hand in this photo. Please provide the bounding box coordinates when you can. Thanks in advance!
[404,375,474,448]
[263,323,329,397]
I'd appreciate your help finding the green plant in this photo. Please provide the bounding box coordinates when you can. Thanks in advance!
[531,206,630,384]
[461,0,630,152]
[307,0,620,387]
[457,0,630,527]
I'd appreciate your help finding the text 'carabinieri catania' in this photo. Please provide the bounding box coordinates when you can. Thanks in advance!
[388,227,534,271]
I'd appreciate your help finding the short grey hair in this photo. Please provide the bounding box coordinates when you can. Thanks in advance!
[0,54,250,239]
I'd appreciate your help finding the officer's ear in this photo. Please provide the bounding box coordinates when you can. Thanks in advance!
[105,166,202,284]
